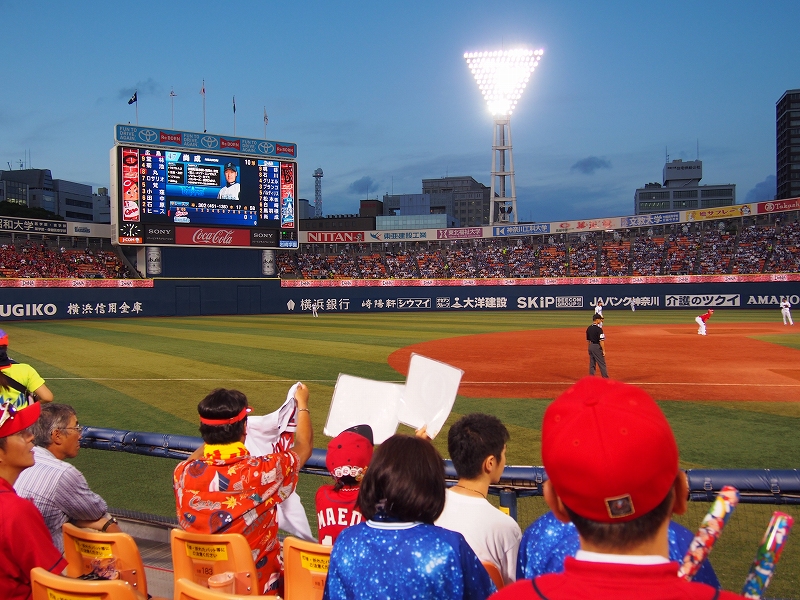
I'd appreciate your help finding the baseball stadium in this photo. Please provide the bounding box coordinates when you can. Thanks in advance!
[2,175,800,597]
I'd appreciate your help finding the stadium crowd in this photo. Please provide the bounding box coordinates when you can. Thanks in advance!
[0,241,127,279]
[281,218,800,280]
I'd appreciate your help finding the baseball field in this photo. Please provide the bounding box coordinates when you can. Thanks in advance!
[4,308,799,595]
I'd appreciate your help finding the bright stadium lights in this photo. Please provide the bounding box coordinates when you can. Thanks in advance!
[465,47,543,225]
[464,48,543,116]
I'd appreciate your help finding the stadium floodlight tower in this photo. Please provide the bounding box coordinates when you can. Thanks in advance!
[465,48,543,224]
[313,168,324,217]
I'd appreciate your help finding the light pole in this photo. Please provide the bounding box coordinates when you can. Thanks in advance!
[464,48,543,224]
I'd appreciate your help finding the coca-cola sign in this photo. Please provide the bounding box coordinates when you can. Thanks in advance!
[175,227,251,247]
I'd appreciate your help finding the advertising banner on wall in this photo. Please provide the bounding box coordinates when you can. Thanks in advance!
[685,204,756,222]
[493,223,551,236]
[0,279,797,320]
[757,199,800,214]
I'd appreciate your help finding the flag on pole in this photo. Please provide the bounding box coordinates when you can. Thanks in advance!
[170,89,177,98]
[128,91,137,105]
[264,107,268,126]
[233,96,236,114]
[200,80,205,96]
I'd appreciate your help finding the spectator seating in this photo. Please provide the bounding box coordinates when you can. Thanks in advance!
[0,242,126,279]
[599,240,631,276]
[507,242,539,278]
[568,235,598,277]
[630,237,666,276]
[278,217,800,280]
[475,243,508,278]
[767,221,800,273]
[697,230,736,275]
[538,241,567,277]
[482,562,505,590]
[31,567,141,600]
[732,224,773,274]
[384,251,419,278]
[174,578,251,600]
[664,233,700,275]
[170,529,258,596]
[62,523,161,599]
[283,536,332,600]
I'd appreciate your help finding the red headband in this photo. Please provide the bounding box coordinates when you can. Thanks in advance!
[199,406,251,426]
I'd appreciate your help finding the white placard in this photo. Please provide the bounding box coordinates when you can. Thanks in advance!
[398,353,463,439]
[324,374,403,444]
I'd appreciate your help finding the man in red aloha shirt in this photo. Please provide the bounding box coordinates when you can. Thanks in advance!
[174,385,313,595]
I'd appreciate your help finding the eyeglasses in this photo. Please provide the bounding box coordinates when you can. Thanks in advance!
[59,424,84,434]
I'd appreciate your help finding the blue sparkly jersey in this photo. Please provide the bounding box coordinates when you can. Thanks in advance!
[323,520,496,600]
[516,512,720,588]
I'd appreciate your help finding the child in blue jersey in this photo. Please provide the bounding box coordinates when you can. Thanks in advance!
[322,434,495,600]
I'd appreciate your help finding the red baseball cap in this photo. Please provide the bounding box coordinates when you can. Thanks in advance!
[326,431,373,482]
[542,377,679,523]
[0,401,41,438]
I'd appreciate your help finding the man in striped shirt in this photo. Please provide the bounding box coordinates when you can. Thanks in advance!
[14,404,121,551]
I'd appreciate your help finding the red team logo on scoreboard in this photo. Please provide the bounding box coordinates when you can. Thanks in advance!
[175,227,250,246]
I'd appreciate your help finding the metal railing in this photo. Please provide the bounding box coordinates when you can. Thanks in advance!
[81,426,800,522]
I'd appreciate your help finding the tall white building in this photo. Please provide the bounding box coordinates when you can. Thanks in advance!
[634,159,735,214]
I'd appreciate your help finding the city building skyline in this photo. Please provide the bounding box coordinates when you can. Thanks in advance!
[0,2,795,223]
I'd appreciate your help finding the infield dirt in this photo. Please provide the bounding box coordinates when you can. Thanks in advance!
[388,322,800,402]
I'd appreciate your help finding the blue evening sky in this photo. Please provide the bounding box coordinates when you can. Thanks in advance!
[1,1,796,222]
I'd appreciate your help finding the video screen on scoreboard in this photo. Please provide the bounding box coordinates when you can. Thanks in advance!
[118,146,296,229]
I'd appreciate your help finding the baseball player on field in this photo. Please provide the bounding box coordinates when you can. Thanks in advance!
[695,309,714,336]
[594,299,604,319]
[780,297,794,326]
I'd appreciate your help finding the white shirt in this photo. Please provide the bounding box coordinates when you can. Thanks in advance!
[435,488,522,584]
[217,182,240,200]
[781,300,791,310]
[575,549,670,565]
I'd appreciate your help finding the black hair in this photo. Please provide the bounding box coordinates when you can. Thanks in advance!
[358,435,445,523]
[448,413,509,479]
[564,485,675,551]
[198,389,248,445]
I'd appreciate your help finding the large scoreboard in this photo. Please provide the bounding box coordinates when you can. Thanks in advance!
[110,125,298,249]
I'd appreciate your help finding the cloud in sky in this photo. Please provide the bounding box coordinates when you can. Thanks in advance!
[744,175,776,203]
[346,176,379,196]
[117,78,160,101]
[570,156,612,175]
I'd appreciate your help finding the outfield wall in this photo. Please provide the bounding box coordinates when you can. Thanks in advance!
[0,278,799,321]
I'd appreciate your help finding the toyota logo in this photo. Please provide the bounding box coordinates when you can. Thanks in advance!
[258,142,275,154]
[201,136,219,148]
[138,129,158,142]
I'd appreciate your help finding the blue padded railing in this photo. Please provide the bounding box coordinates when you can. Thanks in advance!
[80,426,800,521]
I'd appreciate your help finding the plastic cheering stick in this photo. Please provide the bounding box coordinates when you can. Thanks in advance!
[741,511,794,599]
[677,485,740,581]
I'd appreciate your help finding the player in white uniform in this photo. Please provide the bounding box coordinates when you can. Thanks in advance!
[594,299,604,318]
[780,297,794,325]
[217,163,241,201]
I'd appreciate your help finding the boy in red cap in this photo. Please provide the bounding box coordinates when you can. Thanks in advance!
[492,377,744,599]
[0,401,67,599]
[316,425,373,545]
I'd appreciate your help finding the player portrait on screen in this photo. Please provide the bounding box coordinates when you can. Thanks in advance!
[217,162,241,201]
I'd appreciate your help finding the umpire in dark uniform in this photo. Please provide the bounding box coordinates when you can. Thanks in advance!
[586,313,608,378]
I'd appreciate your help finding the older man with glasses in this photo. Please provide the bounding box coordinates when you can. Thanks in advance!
[14,403,121,551]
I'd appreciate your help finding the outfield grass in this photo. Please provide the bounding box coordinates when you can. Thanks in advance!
[4,309,799,596]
